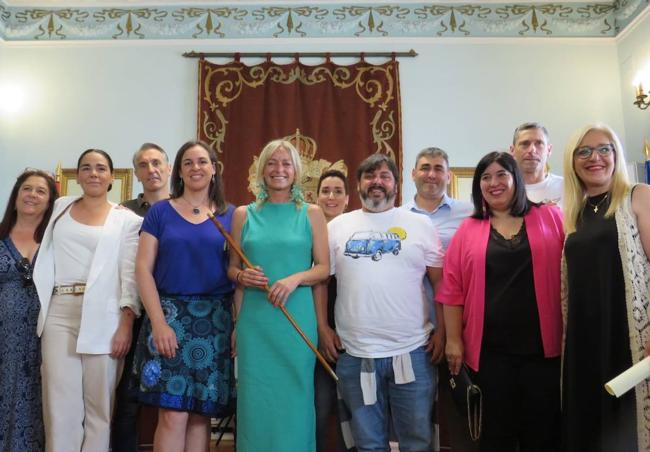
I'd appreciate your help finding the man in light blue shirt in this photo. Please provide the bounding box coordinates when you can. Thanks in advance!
[402,147,475,452]
[403,147,474,251]
[403,147,473,325]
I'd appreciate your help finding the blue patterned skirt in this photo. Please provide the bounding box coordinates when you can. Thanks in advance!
[133,293,235,417]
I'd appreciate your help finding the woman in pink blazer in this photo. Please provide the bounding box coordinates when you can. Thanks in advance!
[437,151,564,452]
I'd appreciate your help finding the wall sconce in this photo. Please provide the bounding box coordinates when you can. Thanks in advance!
[635,83,649,110]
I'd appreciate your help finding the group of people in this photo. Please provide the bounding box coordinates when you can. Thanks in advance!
[0,121,648,452]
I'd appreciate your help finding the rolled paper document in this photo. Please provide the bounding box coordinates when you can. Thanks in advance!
[605,356,650,397]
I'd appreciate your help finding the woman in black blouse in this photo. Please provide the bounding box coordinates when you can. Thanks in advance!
[438,152,564,452]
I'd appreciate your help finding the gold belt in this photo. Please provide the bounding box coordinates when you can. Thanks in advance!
[52,284,86,295]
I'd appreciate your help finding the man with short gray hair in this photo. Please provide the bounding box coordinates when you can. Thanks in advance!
[121,143,171,216]
[403,147,474,451]
[510,122,563,205]
[112,142,170,452]
[404,147,473,249]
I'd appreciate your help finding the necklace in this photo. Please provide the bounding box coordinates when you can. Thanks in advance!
[181,196,204,215]
[587,193,608,213]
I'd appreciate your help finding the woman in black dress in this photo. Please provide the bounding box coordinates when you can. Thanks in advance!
[561,124,650,452]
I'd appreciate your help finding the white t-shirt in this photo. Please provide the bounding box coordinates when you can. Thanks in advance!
[53,210,102,285]
[526,173,564,207]
[328,208,443,358]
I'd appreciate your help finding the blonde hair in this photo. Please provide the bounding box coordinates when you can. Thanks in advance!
[563,123,630,234]
[255,139,303,205]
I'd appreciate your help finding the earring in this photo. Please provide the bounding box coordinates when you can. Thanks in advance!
[256,182,268,202]
[211,175,215,184]
[482,198,488,218]
[291,184,305,204]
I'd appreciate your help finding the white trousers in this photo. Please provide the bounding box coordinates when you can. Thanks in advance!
[41,294,122,452]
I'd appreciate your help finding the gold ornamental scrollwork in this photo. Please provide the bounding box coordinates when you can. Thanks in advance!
[414,5,492,36]
[252,7,328,37]
[94,8,167,39]
[575,4,616,33]
[333,6,410,36]
[0,6,10,22]
[172,8,247,38]
[200,61,398,160]
[15,8,89,39]
[495,4,573,35]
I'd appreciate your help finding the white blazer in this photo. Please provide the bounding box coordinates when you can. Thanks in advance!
[34,196,143,354]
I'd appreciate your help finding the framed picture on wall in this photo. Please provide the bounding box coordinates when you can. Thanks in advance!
[448,167,474,202]
[59,168,133,204]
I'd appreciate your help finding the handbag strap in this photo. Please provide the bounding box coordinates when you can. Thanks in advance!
[467,384,482,441]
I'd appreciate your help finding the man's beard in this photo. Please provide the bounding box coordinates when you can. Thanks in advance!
[360,185,396,212]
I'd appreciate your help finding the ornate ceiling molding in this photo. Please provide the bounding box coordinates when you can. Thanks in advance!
[0,0,647,41]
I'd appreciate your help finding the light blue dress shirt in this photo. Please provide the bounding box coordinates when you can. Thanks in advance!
[402,193,474,326]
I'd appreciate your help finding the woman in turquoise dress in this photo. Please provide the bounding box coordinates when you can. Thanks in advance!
[0,169,57,452]
[228,139,329,452]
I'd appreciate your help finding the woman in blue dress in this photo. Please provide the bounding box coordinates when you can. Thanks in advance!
[0,169,57,452]
[134,141,235,452]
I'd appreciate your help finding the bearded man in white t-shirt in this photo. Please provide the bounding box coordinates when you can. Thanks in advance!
[328,153,444,451]
[510,122,564,206]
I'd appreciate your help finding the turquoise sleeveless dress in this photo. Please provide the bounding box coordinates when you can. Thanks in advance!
[237,202,317,452]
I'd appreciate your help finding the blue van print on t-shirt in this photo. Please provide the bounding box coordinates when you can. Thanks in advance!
[344,231,401,261]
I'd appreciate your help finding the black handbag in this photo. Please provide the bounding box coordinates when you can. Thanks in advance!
[448,364,482,441]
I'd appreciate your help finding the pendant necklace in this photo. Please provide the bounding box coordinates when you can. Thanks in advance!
[587,193,608,213]
[182,197,204,215]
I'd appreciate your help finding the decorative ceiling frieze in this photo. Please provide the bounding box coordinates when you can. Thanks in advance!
[0,0,647,41]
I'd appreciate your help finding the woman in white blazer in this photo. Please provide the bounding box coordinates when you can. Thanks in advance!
[33,149,143,452]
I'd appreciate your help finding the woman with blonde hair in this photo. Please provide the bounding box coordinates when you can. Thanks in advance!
[228,139,329,452]
[561,124,650,452]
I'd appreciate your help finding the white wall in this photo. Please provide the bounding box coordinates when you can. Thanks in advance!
[0,37,625,206]
[618,9,650,165]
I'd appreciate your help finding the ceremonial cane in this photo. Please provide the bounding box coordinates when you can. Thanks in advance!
[208,212,339,382]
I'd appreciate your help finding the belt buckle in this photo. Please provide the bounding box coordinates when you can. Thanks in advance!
[73,284,85,294]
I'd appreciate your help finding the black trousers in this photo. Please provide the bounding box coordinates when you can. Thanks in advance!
[314,362,350,452]
[473,351,560,452]
[111,316,143,452]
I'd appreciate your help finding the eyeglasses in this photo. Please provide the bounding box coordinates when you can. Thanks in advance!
[573,144,615,160]
[15,257,34,287]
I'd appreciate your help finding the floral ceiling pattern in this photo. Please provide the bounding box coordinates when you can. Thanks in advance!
[0,0,647,40]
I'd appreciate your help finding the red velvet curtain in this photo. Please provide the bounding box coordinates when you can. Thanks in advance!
[197,56,403,209]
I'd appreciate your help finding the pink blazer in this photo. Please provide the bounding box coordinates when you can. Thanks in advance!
[436,204,564,371]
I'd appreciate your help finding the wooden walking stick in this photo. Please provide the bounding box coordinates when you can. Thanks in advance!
[208,212,339,381]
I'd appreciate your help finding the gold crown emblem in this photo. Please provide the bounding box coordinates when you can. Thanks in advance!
[247,129,347,203]
[284,129,317,162]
